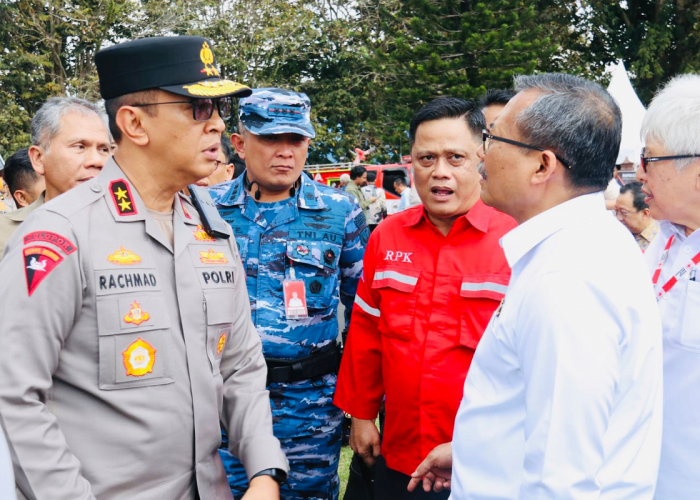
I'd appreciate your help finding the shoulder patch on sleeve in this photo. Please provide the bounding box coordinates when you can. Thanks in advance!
[23,231,77,255]
[23,245,64,296]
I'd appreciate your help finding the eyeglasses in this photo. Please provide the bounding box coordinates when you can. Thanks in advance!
[613,209,639,220]
[639,154,700,173]
[132,97,233,122]
[482,130,572,169]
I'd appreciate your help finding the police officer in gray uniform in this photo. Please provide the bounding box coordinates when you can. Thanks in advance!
[0,36,287,500]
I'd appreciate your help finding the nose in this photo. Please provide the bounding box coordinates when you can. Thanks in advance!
[431,157,451,179]
[87,147,109,170]
[635,165,646,183]
[276,139,295,159]
[207,108,226,134]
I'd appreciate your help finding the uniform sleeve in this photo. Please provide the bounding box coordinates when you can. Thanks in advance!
[219,239,288,479]
[0,214,95,499]
[334,228,384,419]
[339,200,369,326]
[515,272,620,498]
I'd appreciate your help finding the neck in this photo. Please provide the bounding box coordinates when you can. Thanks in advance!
[114,152,178,212]
[426,212,457,236]
[513,188,592,224]
[44,186,59,203]
[247,175,297,203]
[686,225,698,237]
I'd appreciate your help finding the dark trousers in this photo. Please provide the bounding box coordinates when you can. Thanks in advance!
[344,454,450,500]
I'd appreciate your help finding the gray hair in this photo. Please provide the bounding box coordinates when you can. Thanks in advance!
[641,74,700,171]
[31,97,108,150]
[513,73,622,191]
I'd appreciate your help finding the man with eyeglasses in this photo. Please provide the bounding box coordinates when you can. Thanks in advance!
[614,181,660,251]
[0,36,287,499]
[636,74,700,500]
[412,74,663,498]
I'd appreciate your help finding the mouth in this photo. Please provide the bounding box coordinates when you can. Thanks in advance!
[202,144,220,161]
[430,186,454,199]
[195,180,209,187]
[272,165,294,172]
[477,161,487,180]
[641,187,653,204]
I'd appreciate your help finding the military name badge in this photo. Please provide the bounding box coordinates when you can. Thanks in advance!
[23,246,63,296]
[200,248,228,264]
[283,279,308,320]
[110,179,137,216]
[123,300,150,326]
[193,224,216,242]
[122,338,156,377]
[107,246,142,265]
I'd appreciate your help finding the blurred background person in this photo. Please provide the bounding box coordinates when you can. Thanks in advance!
[637,74,700,500]
[393,177,411,212]
[362,170,386,231]
[339,173,351,190]
[0,96,110,258]
[2,148,45,208]
[614,181,659,251]
[346,165,376,221]
[478,88,516,127]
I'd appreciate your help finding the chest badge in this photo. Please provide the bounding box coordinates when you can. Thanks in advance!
[123,300,151,326]
[107,246,142,265]
[109,179,137,216]
[295,244,310,257]
[194,224,216,242]
[217,333,227,355]
[324,249,336,265]
[200,248,229,264]
[122,338,156,377]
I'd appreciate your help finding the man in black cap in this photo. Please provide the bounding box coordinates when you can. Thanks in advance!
[0,36,287,499]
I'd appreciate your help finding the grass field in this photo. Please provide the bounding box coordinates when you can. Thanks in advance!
[339,444,353,498]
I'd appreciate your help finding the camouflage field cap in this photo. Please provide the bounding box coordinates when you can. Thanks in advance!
[238,88,316,138]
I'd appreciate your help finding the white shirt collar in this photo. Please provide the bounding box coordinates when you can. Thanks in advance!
[501,192,605,268]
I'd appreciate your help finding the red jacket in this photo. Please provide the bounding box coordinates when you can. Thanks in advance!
[334,201,516,475]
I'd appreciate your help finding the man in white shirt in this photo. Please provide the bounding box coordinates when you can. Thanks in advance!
[394,177,411,211]
[636,74,700,500]
[411,73,663,499]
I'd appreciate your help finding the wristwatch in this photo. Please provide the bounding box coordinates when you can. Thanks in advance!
[251,468,287,485]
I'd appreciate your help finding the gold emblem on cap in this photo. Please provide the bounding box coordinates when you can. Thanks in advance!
[183,80,249,97]
[199,41,220,77]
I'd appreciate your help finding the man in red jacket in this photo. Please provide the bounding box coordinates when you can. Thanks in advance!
[334,97,516,499]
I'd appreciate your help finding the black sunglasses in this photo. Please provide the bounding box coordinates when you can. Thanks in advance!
[482,130,572,169]
[640,154,700,173]
[132,97,233,122]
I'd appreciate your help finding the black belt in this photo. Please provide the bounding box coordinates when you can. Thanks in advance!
[266,342,341,384]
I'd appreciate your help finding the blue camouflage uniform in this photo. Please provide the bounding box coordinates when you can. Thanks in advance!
[211,88,368,500]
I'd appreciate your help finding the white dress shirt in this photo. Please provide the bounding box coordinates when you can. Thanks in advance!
[451,192,663,499]
[645,221,700,499]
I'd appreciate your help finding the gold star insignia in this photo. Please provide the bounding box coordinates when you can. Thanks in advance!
[118,199,132,212]
[114,187,128,200]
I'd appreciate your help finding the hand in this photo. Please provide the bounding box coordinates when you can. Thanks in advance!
[370,196,377,203]
[350,417,381,467]
[241,474,280,499]
[407,442,452,493]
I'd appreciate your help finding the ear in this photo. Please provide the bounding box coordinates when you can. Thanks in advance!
[224,163,235,181]
[530,150,559,187]
[231,133,246,160]
[13,189,30,208]
[28,145,46,176]
[116,107,149,146]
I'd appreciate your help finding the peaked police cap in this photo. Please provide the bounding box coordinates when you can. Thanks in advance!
[95,36,251,100]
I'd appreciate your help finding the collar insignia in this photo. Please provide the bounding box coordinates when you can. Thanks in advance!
[193,224,216,241]
[110,179,137,216]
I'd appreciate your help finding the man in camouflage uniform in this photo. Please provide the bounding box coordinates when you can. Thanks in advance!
[211,88,368,500]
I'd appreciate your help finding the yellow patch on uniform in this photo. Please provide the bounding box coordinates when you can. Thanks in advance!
[122,338,156,377]
[107,246,142,265]
[200,248,228,264]
[183,80,249,97]
[123,300,150,326]
[193,225,215,242]
[217,333,227,355]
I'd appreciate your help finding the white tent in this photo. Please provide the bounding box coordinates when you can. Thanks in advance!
[607,61,647,165]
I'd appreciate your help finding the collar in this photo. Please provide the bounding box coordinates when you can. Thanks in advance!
[659,219,689,242]
[5,192,45,222]
[215,170,327,211]
[639,219,660,242]
[96,158,147,223]
[405,198,492,233]
[501,192,604,268]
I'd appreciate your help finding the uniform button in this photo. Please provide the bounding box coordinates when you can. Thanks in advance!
[685,246,692,254]
[91,183,102,193]
[664,294,671,300]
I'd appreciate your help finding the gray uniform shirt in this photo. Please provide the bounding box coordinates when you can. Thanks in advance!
[0,159,286,500]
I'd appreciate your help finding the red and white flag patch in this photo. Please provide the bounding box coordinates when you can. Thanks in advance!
[23,245,63,296]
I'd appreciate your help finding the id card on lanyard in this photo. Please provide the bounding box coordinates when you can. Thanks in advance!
[652,234,700,301]
[284,266,308,319]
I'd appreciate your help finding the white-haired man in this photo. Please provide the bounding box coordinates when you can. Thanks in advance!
[637,73,700,500]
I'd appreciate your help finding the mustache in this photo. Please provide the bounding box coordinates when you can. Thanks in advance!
[477,161,487,180]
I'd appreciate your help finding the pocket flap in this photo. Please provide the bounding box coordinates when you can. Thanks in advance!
[286,240,341,270]
[205,290,234,325]
[460,274,509,301]
[371,267,420,293]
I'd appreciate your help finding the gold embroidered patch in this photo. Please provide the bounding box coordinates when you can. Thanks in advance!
[193,224,215,242]
[200,248,228,265]
[122,338,156,377]
[183,80,249,97]
[123,300,150,326]
[107,246,142,265]
[217,333,227,355]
